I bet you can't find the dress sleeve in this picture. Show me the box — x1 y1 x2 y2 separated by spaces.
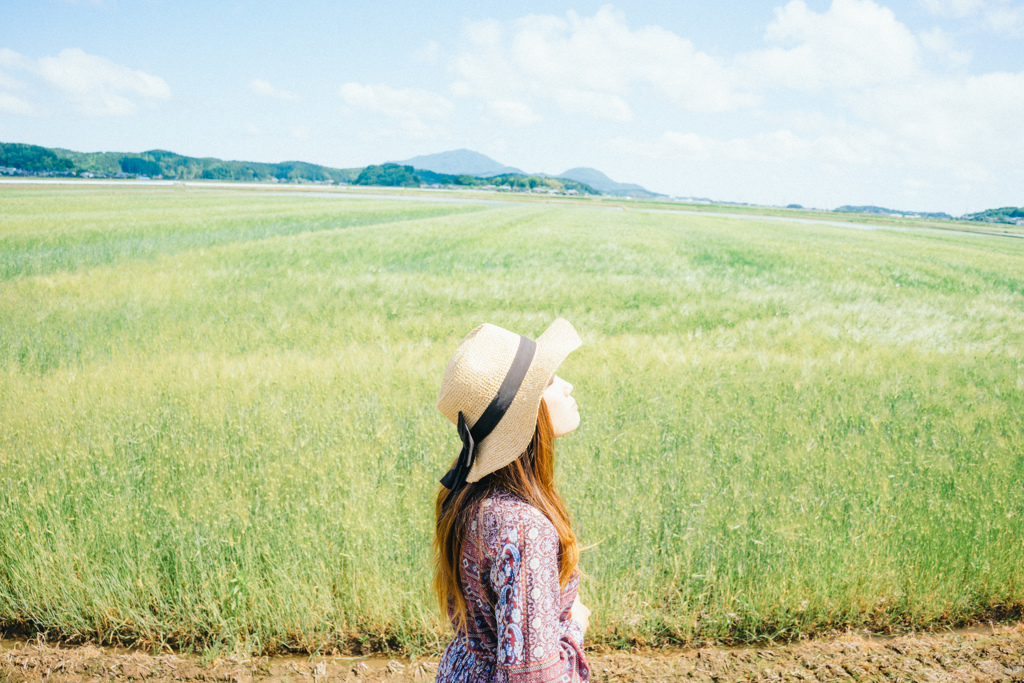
490 511 590 683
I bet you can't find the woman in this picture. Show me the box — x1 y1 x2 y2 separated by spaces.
432 318 591 683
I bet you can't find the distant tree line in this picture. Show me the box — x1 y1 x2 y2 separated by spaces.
353 163 420 187
486 174 595 194
0 142 363 183
828 204 1024 223
834 205 954 220
0 143 75 173
963 206 1024 223
350 163 598 194
4 141 1020 219
1 141 600 194
111 150 359 183
119 157 162 176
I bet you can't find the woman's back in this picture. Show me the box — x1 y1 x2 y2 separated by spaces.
435 490 588 683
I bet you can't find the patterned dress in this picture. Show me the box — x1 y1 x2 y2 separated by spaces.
435 490 590 683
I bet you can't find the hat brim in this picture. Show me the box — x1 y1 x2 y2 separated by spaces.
464 318 581 483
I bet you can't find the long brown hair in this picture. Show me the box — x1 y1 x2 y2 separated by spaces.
432 399 579 633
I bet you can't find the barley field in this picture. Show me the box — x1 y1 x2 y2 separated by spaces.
1 185 1022 656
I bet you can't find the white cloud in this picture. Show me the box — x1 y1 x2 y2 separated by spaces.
450 6 755 123
36 48 170 116
918 27 971 69
903 178 935 190
690 0 1024 202
1 47 169 117
0 48 34 71
339 82 453 120
290 125 310 139
622 60 1024 176
738 0 921 91
484 100 543 127
614 126 892 166
850 70 1024 166
438 2 1021 211
983 2 1024 35
919 0 1024 35
553 89 633 122
0 69 25 90
918 0 987 16
339 82 453 139
0 49 33 101
0 91 43 116
243 122 259 135
414 40 440 63
612 51 1024 208
490 138 510 155
250 79 298 100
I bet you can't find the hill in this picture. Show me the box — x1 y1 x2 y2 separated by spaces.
834 205 954 220
1 142 361 183
352 163 598 195
962 206 1024 224
397 151 661 197
396 148 523 177
5 140 1015 219
0 142 76 174
62 148 362 183
0 142 598 196
557 166 661 198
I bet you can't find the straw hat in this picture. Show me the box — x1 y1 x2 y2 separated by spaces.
437 318 581 484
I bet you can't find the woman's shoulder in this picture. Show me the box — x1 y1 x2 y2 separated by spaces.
479 490 557 544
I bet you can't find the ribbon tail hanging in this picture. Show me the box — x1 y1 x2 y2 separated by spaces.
440 411 475 493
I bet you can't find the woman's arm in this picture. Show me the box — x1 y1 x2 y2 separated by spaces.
490 513 590 682
570 594 591 636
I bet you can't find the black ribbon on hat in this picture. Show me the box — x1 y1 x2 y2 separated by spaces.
440 335 537 512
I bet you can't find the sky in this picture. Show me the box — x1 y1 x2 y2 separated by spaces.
1 0 1022 214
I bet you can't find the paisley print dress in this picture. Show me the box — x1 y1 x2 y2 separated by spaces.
435 491 590 683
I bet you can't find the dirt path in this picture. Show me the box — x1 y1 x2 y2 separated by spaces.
3 624 1022 682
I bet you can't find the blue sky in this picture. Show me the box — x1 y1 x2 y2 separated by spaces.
1 0 1022 214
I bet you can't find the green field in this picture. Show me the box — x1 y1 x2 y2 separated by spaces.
1 185 1022 656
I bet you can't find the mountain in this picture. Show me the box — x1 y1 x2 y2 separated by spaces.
396 149 523 177
397 150 660 196
557 167 661 198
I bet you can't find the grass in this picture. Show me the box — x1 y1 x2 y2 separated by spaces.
0 185 1022 655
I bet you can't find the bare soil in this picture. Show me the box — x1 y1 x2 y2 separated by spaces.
2 624 1022 683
